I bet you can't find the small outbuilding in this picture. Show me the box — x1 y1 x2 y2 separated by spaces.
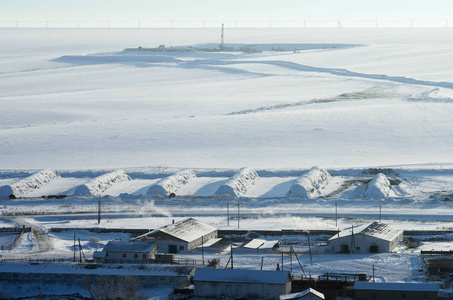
134 218 218 253
354 282 439 300
328 222 403 253
280 288 325 300
193 268 291 299
94 241 157 264
242 239 280 253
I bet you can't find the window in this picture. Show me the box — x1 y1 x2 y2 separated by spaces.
143 254 147 259
134 254 138 258
180 246 184 250
122 253 127 258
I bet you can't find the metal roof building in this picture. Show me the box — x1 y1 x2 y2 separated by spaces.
194 268 291 299
354 282 439 300
328 222 403 253
134 218 218 253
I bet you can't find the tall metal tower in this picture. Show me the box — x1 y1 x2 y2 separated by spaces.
220 23 224 49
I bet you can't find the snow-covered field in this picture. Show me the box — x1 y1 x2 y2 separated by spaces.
2 28 453 298
2 28 453 170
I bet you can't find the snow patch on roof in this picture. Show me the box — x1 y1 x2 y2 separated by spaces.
280 288 325 300
0 169 60 198
103 241 156 253
214 167 258 197
329 222 402 241
73 170 131 196
288 166 330 198
142 218 217 243
147 169 196 197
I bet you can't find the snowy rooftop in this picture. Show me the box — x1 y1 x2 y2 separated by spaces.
147 218 217 243
354 282 439 292
280 288 325 300
103 241 156 253
329 222 402 242
243 239 279 250
194 268 290 284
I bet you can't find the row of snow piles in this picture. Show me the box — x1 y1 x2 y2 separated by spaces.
364 173 391 199
288 166 330 198
147 169 196 197
214 167 258 197
73 170 131 196
0 169 60 198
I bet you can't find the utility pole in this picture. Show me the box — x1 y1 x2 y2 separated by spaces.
335 202 338 227
290 246 293 273
73 232 76 262
227 200 229 226
281 252 284 271
231 244 233 269
220 23 224 49
201 235 204 265
379 205 382 223
307 233 313 265
372 264 376 282
237 201 240 229
260 257 264 270
98 195 101 224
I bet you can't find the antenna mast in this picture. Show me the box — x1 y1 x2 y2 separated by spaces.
220 23 224 49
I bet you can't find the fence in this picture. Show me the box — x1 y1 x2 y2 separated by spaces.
0 19 452 29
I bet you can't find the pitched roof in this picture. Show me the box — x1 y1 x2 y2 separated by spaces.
152 218 217 243
103 241 156 253
354 282 439 292
243 239 279 250
329 222 402 242
194 268 290 285
280 288 325 300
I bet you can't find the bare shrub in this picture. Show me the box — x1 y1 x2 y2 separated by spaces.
83 275 146 300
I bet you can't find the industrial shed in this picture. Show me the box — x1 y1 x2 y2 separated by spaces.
134 218 218 253
94 241 157 263
354 282 439 300
328 222 403 253
193 268 291 299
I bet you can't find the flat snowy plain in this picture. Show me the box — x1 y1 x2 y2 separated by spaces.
2 28 453 298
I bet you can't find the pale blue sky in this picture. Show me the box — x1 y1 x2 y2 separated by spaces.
1 0 452 21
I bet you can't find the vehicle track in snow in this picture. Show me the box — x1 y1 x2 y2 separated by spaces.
1 216 52 252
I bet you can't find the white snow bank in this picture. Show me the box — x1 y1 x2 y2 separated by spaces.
365 173 390 199
214 168 258 197
0 169 60 198
288 166 330 198
147 170 196 197
73 170 130 196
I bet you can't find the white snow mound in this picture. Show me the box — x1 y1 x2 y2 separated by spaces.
0 169 61 198
288 166 330 198
214 167 259 197
73 170 131 196
365 173 391 199
147 169 196 197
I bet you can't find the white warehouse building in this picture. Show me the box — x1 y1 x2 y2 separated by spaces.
328 222 403 253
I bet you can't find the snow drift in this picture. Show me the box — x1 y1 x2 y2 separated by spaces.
73 170 131 196
288 166 330 198
147 169 196 197
214 168 258 197
0 169 61 198
365 173 391 199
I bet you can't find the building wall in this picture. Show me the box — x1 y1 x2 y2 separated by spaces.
0 272 189 288
150 230 218 253
105 247 156 263
355 289 438 300
194 281 290 299
329 233 402 253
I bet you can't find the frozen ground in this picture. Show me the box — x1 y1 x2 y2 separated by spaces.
2 28 453 169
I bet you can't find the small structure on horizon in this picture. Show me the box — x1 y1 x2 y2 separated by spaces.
132 218 218 253
328 222 403 253
93 241 157 264
193 268 291 299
